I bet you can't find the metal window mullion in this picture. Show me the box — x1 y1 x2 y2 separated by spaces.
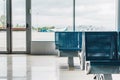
73 0 75 31
7 0 12 53
26 0 31 54
118 0 120 53
118 0 120 31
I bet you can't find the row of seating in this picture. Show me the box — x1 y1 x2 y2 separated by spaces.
55 32 120 80
55 32 120 69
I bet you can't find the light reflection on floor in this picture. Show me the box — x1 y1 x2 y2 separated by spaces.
0 55 119 80
0 55 58 80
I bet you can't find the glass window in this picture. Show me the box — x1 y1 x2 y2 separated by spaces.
12 0 26 51
76 0 116 31
31 0 73 41
0 0 7 51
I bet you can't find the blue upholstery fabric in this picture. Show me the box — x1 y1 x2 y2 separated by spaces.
55 32 82 51
85 32 117 60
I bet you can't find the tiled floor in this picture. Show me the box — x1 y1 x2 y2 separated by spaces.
0 54 119 80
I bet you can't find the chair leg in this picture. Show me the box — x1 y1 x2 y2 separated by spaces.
93 74 112 80
85 61 91 74
79 52 85 70
68 57 74 68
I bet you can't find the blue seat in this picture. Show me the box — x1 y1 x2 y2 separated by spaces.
55 32 82 52
55 32 82 67
85 32 119 65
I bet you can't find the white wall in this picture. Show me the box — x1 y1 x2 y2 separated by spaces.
31 41 58 55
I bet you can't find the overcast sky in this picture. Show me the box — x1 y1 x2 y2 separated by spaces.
0 0 117 30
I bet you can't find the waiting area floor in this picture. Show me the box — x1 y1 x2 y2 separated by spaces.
0 54 119 80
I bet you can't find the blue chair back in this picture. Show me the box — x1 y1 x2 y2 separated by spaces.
55 32 82 51
85 32 118 60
